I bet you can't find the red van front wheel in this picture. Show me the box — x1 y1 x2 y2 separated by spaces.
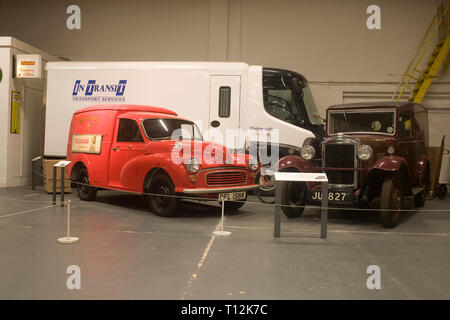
147 174 179 217
75 167 97 201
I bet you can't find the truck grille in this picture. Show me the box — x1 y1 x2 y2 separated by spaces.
206 171 247 186
324 143 356 185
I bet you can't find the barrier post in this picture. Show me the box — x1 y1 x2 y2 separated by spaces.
52 166 57 205
57 200 79 244
213 197 231 237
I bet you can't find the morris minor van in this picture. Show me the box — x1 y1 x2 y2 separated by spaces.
66 105 258 216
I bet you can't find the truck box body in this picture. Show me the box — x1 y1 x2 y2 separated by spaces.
44 62 316 158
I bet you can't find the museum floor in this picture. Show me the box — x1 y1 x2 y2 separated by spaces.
1 186 449 299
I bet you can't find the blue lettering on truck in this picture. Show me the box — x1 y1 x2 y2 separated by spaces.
72 80 127 102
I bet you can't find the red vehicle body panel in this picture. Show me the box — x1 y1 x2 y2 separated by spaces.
66 104 257 196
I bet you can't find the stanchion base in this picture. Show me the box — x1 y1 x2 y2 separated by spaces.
57 236 79 244
213 230 231 236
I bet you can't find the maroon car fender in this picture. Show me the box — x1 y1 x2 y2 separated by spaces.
371 155 407 172
415 155 430 187
276 155 312 173
362 156 411 199
276 155 317 188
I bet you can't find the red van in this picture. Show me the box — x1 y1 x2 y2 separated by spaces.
66 105 258 216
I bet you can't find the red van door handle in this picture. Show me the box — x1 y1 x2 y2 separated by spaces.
112 147 120 151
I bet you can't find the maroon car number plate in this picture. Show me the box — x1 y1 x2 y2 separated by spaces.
308 191 354 202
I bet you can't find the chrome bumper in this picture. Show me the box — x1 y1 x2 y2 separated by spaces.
182 184 258 194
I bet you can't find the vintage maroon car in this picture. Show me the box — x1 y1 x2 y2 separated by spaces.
277 102 430 228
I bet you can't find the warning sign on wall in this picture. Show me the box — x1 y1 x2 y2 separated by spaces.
10 91 21 134
15 54 42 78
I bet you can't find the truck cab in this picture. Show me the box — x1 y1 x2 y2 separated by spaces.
66 104 258 217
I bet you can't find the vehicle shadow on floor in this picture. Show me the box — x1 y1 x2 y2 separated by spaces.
93 191 231 218
292 206 419 228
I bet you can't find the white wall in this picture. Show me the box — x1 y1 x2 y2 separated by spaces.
0 48 10 187
0 38 58 187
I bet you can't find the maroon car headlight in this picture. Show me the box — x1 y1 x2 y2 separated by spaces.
387 146 395 155
357 145 373 161
186 158 200 173
301 145 316 160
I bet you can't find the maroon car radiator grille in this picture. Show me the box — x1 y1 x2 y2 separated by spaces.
206 171 247 186
324 143 356 185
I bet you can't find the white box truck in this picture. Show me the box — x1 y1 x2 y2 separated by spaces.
44 62 324 162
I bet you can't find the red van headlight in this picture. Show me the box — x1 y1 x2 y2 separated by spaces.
186 158 200 173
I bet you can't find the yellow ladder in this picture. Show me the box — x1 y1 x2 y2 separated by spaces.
393 2 450 104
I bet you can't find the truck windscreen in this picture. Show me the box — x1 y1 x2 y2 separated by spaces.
263 74 322 127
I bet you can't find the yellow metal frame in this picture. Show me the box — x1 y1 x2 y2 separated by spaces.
392 2 450 103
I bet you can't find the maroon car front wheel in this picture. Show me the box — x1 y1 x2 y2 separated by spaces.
380 175 402 228
281 181 306 218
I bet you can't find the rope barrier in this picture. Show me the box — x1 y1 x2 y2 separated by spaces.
25 169 450 213
0 201 66 219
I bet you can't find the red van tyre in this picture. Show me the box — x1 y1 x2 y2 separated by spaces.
147 174 179 217
380 175 402 228
76 167 97 201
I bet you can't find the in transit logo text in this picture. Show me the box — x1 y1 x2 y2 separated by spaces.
72 80 127 102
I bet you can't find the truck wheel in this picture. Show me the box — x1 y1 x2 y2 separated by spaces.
281 181 306 218
380 175 402 228
75 167 97 201
147 174 179 217
222 200 246 213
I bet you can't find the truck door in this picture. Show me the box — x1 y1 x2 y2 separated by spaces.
109 117 145 191
209 76 241 149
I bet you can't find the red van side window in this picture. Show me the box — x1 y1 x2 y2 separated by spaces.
117 119 144 142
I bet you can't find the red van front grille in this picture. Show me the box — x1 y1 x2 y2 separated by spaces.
205 171 247 186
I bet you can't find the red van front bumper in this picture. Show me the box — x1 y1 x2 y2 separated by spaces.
178 184 258 194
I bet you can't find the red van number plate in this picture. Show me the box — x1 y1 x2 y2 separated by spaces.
218 191 246 202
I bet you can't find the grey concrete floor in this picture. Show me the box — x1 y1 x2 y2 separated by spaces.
0 185 449 299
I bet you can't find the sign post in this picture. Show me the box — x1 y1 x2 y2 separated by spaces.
274 172 329 239
53 161 71 206
31 156 42 191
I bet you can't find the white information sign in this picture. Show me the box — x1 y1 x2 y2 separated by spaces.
274 172 328 182
54 160 71 168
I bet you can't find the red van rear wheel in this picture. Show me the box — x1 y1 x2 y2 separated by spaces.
147 174 179 217
75 167 97 201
